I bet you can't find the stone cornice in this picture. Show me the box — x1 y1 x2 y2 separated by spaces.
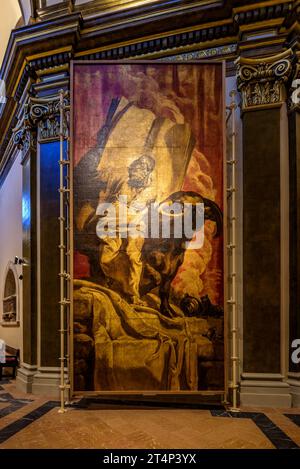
236 49 294 111
234 1 292 26
1 1 294 85
34 0 225 23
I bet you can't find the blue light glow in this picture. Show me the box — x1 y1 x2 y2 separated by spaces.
22 194 31 229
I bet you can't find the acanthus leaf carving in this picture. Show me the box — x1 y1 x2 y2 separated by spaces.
12 92 69 149
236 50 293 111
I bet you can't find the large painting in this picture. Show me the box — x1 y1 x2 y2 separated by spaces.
71 62 225 393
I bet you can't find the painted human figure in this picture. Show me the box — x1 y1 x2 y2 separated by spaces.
96 154 156 305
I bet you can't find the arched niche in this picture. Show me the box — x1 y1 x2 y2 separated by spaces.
1 262 20 326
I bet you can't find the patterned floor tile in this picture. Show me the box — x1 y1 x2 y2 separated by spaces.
0 381 299 449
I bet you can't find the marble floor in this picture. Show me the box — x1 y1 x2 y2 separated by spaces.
0 379 300 449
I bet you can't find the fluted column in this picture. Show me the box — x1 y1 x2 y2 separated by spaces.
236 50 292 407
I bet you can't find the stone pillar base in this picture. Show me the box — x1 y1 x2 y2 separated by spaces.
288 375 300 408
16 365 64 399
240 374 292 407
16 363 37 394
31 367 61 398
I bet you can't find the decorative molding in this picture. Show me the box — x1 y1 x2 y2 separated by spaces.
20 362 38 370
159 44 237 62
32 0 294 29
80 24 237 62
236 49 294 111
241 373 286 380
234 2 292 27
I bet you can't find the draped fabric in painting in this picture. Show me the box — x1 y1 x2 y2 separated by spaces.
72 62 225 393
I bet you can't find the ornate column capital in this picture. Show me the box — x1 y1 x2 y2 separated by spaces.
13 101 36 153
13 93 69 149
236 49 294 112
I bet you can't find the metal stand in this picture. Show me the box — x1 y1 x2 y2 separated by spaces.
226 91 240 412
58 90 71 413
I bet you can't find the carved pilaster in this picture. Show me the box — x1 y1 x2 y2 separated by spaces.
237 49 292 407
236 49 293 112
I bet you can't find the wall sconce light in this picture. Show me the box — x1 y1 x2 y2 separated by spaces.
14 256 29 266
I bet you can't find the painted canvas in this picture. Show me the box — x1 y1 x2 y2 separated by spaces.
72 62 225 392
